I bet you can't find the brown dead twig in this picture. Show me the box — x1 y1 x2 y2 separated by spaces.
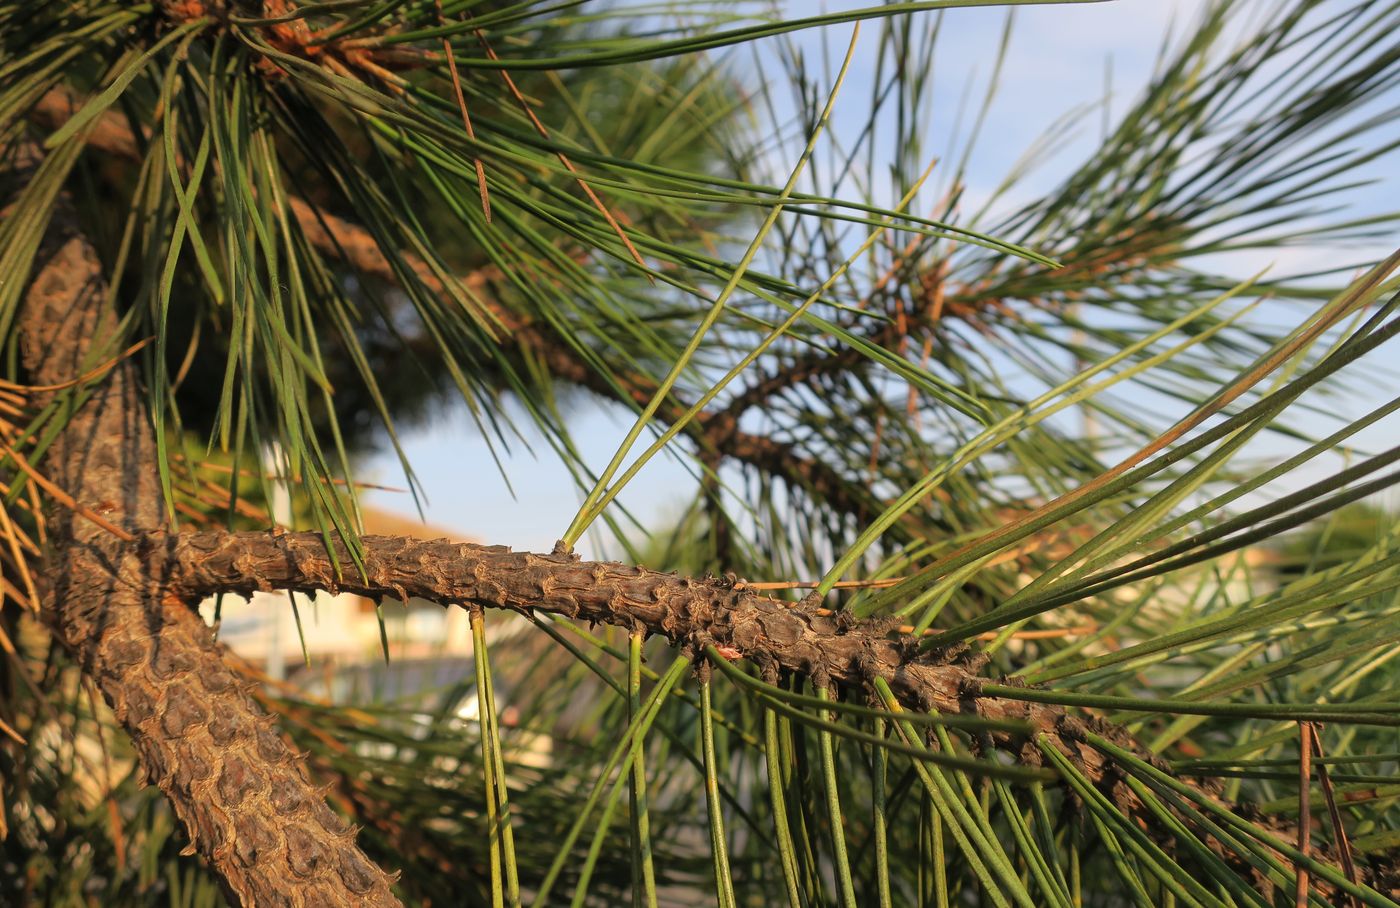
1309 727 1364 908
162 0 436 87
1297 721 1315 908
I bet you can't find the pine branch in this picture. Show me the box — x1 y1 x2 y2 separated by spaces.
149 531 1106 760
144 528 1399 901
713 251 944 426
29 88 885 529
713 340 869 426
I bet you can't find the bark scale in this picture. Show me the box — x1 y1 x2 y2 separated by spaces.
13 151 400 906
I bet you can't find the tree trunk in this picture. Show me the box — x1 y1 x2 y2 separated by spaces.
13 146 400 907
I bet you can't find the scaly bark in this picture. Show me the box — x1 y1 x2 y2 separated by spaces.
144 530 1397 900
152 531 1120 769
14 150 400 906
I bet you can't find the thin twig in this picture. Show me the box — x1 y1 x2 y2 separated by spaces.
0 498 40 608
1311 728 1363 908
0 338 151 394
434 0 491 221
176 455 408 492
470 23 649 275
1297 720 1314 908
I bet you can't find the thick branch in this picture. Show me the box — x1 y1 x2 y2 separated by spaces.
153 532 1114 768
148 529 1400 900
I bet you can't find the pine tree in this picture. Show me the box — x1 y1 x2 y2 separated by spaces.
3 1 1400 905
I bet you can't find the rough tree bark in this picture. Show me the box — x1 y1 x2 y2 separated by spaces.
12 145 401 906
145 530 1397 901
149 532 1128 770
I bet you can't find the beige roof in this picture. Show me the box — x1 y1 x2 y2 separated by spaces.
359 503 474 543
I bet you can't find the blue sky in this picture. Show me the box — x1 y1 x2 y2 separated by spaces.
357 0 1399 555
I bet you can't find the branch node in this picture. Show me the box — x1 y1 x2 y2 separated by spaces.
956 675 985 700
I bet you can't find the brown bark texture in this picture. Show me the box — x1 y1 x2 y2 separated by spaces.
13 156 401 906
154 532 1118 766
147 530 1397 900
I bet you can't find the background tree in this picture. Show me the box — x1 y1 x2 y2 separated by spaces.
3 0 1400 905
